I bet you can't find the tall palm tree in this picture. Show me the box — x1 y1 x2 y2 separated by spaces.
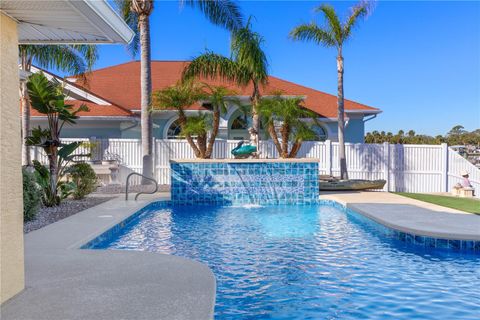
115 0 243 179
19 45 97 166
290 2 371 179
182 19 268 149
258 94 318 158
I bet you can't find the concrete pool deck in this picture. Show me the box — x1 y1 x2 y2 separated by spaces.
320 191 480 241
1 194 216 320
3 191 479 319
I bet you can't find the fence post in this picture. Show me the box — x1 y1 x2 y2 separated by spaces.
383 142 390 191
441 143 449 192
152 137 157 181
325 140 332 176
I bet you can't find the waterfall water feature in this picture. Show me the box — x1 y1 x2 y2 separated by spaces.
170 159 319 206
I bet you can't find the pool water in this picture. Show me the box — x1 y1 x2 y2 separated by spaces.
91 204 480 319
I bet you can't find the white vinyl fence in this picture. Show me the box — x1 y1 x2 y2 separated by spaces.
31 139 480 197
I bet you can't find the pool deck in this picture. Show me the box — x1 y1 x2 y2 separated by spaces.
320 191 480 241
1 194 216 320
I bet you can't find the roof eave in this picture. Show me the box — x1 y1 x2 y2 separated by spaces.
1 0 134 45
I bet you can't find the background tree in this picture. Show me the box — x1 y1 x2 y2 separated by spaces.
290 1 371 179
182 19 268 149
115 0 243 179
19 45 97 166
365 126 480 146
258 94 318 158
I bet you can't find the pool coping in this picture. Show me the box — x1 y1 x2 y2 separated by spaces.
321 192 480 242
1 194 217 320
171 158 319 163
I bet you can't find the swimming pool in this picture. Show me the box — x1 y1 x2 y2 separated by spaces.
87 202 480 319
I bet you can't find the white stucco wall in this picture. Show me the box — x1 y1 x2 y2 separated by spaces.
1 13 25 303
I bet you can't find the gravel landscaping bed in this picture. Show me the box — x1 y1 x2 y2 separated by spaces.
24 196 116 234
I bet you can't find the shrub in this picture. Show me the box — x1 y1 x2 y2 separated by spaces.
67 163 98 200
23 168 41 221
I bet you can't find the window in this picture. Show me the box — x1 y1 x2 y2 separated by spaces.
231 116 248 130
313 125 328 141
166 119 182 139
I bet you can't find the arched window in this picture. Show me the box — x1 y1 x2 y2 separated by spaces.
312 125 328 141
166 119 182 139
230 115 248 130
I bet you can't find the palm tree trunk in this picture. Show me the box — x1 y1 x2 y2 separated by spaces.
337 48 348 180
288 140 302 158
251 81 260 147
197 134 207 158
268 123 282 156
47 149 58 206
178 112 202 158
139 13 153 182
205 108 220 158
280 123 290 158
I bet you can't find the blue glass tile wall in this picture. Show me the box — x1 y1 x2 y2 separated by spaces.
170 161 320 205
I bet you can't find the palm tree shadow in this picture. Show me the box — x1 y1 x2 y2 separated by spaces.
354 143 395 191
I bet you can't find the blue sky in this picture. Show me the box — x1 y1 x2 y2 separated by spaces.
88 0 479 136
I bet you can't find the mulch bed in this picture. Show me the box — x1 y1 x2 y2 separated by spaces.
24 196 116 234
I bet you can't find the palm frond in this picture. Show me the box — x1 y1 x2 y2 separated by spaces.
19 45 98 77
113 0 140 56
182 51 251 86
181 113 211 136
343 1 369 40
289 23 336 47
315 4 343 43
70 45 98 70
231 22 269 85
182 0 243 31
152 81 206 111
203 84 237 114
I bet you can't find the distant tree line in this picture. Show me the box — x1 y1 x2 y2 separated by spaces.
365 126 480 146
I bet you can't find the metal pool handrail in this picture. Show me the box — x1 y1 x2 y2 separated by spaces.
125 173 158 201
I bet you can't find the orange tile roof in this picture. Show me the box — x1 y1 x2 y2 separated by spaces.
30 100 133 117
72 61 379 118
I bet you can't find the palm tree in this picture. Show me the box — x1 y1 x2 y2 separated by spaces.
152 81 207 158
19 45 97 166
182 18 268 150
290 2 371 179
202 84 239 158
258 94 318 158
115 0 242 179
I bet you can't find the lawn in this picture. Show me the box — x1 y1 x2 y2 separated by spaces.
395 193 480 214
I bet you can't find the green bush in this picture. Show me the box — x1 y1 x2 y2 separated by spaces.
67 163 98 200
23 168 41 221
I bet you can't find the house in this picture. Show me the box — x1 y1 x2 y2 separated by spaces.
30 61 380 143
0 0 133 303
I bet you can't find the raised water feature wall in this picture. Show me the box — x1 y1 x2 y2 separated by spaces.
170 159 319 205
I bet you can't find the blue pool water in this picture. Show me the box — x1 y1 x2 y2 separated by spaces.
90 203 480 319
